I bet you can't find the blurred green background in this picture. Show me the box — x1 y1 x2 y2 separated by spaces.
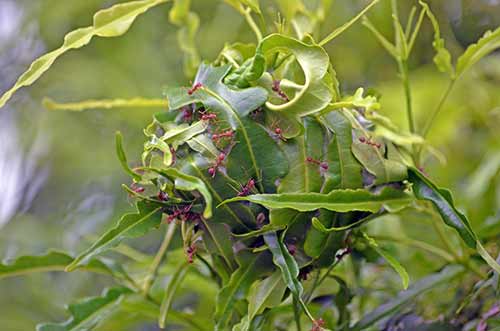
0 0 499 330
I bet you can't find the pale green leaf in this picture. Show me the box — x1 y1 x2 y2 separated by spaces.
0 0 168 109
456 26 500 77
66 201 163 271
159 263 190 329
36 287 132 331
221 187 413 213
43 97 167 111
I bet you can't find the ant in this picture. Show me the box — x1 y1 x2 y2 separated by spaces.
166 204 193 223
237 178 256 197
272 80 289 102
130 183 145 193
311 318 325 331
212 129 234 142
186 244 196 264
187 82 203 95
358 136 381 149
208 152 226 178
306 156 329 173
157 191 169 201
201 113 217 121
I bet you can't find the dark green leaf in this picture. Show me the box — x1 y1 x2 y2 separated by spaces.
408 167 500 274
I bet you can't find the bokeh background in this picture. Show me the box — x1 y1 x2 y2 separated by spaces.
0 0 499 330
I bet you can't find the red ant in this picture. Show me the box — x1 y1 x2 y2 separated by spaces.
178 106 193 121
201 113 217 121
273 127 287 142
237 178 256 197
187 82 203 95
157 191 169 201
306 156 329 172
186 244 196 264
170 146 177 165
256 212 266 226
131 183 145 193
311 318 325 331
212 129 234 142
272 80 289 102
166 204 193 223
358 136 381 149
208 152 226 178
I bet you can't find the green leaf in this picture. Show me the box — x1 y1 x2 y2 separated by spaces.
225 48 266 88
116 132 142 181
408 167 500 274
247 271 287 317
169 0 200 77
233 271 287 330
167 64 287 192
221 186 412 213
66 201 163 271
363 232 409 289
214 252 271 331
278 117 324 194
0 251 125 280
161 121 209 148
43 97 167 111
263 232 303 298
146 167 213 218
351 265 464 331
159 263 190 329
260 34 333 117
456 26 500 77
319 0 380 46
351 130 407 185
419 1 454 76
322 111 363 191
0 0 168 109
36 287 132 331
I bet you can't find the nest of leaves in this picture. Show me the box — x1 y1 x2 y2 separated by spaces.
63 34 498 330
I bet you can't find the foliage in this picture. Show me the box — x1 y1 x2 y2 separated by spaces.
1 0 500 331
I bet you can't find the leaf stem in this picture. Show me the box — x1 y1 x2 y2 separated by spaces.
142 222 177 295
243 7 262 41
318 0 380 46
421 79 456 138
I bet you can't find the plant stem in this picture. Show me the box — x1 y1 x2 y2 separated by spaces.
398 59 415 134
142 222 177 295
421 79 456 138
243 7 262 41
293 297 302 331
371 235 454 262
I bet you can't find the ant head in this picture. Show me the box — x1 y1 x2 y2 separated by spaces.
274 127 282 134
218 153 226 161
208 167 216 177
